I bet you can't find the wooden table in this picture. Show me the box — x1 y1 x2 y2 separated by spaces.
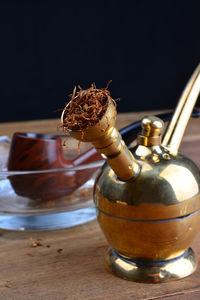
1 112 200 300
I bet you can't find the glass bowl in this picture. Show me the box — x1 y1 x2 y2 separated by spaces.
0 135 104 230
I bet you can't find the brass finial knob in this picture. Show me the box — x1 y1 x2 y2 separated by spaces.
142 116 164 137
138 116 164 146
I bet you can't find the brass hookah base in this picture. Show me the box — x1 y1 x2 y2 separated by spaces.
106 247 196 283
95 143 200 283
61 64 200 284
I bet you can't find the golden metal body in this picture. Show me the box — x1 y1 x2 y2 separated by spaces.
95 144 200 282
61 64 200 283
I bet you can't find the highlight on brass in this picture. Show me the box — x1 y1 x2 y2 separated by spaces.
61 64 200 283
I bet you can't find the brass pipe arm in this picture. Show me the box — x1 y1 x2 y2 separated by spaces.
162 63 200 154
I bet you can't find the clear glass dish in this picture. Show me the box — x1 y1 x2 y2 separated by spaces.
0 135 104 231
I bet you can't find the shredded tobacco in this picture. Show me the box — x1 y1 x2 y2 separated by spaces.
29 237 43 247
57 248 63 253
61 81 116 132
4 281 13 288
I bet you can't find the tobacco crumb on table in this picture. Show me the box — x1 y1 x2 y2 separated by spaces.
29 237 43 247
28 238 52 249
26 253 34 257
4 281 13 288
57 248 63 253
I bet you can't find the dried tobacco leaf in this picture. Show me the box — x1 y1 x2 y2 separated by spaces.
61 81 116 132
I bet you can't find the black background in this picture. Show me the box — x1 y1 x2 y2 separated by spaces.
0 1 200 122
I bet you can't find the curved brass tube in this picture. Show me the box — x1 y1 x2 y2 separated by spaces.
162 63 200 154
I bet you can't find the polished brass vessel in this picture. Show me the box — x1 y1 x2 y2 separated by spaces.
61 64 200 283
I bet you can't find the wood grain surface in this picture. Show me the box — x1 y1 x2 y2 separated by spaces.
0 112 200 300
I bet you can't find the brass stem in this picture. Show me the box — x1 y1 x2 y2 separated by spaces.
162 64 200 154
61 99 140 181
95 128 140 181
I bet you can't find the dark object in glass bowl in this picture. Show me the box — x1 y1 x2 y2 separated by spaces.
7 132 101 201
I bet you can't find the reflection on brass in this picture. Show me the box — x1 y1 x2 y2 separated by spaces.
106 247 197 283
61 64 200 283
